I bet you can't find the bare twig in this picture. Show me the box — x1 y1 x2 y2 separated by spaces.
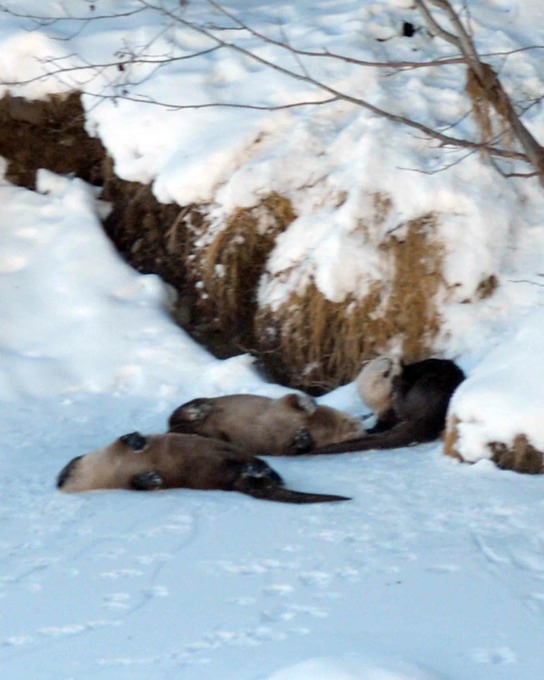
1 0 542 181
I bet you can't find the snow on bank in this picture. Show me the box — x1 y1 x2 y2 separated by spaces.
0 168 280 404
449 306 544 461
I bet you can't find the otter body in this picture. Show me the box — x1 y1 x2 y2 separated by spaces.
168 393 366 456
57 431 349 504
315 358 465 454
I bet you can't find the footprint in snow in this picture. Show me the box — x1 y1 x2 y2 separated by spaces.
472 646 517 664
99 568 144 579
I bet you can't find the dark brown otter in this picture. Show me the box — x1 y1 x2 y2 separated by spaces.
168 393 367 456
314 358 466 454
57 431 350 504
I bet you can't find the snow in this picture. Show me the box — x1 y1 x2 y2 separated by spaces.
1 0 544 678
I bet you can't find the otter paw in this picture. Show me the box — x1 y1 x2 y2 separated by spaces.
120 432 148 451
288 427 314 454
130 470 164 491
241 460 283 485
178 399 214 421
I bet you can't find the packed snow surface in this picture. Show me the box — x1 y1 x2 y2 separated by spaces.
1 1 544 679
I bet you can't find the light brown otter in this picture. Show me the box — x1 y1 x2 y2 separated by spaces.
57 431 350 504
355 357 402 433
168 393 367 456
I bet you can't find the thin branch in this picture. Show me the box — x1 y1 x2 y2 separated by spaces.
0 4 147 22
415 0 544 183
0 46 222 87
85 91 341 111
134 1 529 163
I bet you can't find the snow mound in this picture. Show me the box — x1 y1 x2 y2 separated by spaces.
266 655 446 680
0 169 271 403
447 307 544 466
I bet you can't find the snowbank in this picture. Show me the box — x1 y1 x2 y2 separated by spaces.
266 655 445 680
446 307 544 468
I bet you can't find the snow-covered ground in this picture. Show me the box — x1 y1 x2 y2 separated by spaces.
2 1 544 678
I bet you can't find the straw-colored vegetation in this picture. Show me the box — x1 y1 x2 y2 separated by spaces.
445 417 544 474
466 63 512 149
255 210 446 392
187 193 297 345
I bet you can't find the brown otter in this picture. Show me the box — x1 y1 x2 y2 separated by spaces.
57 431 350 504
314 358 466 454
168 393 367 456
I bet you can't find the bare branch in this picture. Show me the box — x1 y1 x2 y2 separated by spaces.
0 4 147 22
2 0 542 181
415 0 544 184
85 92 341 111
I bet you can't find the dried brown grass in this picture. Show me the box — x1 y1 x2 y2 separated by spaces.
489 435 544 474
466 63 512 149
187 193 296 342
443 416 462 460
445 419 544 474
255 212 445 392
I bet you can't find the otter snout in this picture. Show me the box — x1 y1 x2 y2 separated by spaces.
57 455 83 489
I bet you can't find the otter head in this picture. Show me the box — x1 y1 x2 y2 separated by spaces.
355 357 401 415
57 432 164 492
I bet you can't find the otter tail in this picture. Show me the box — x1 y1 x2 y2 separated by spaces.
241 483 350 504
311 420 434 455
233 458 349 503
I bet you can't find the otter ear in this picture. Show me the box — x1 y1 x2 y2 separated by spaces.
120 432 148 451
280 393 317 415
175 398 214 422
130 470 164 491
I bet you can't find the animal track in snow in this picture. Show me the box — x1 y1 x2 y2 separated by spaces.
212 557 300 575
472 646 517 664
298 570 332 588
99 568 144 580
101 592 131 610
262 584 295 597
38 619 121 638
2 635 33 647
0 254 26 273
261 603 329 624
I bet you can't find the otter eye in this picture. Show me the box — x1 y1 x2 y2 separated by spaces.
382 369 391 378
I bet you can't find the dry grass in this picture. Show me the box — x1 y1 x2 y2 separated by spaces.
443 416 462 460
489 435 544 474
466 63 512 149
255 212 446 392
445 419 544 474
187 193 296 342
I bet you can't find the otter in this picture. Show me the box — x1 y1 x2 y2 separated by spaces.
57 431 350 504
314 358 465 454
355 356 402 433
168 393 367 456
